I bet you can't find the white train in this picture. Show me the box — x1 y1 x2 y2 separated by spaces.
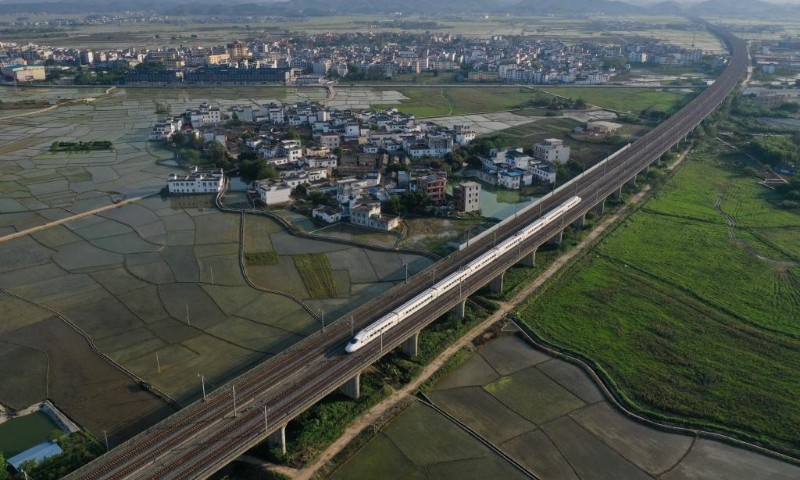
345 196 582 353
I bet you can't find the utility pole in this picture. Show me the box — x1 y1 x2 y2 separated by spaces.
199 374 206 401
349 316 354 337
232 385 237 418
466 229 471 249
320 309 325 332
380 330 383 352
156 352 161 374
103 430 109 451
185 304 190 326
263 406 270 432
210 266 214 285
402 262 408 283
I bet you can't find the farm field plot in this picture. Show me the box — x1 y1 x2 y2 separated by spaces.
1 83 424 441
518 149 800 454
0 196 327 438
329 401 529 480
244 215 432 318
334 333 800 480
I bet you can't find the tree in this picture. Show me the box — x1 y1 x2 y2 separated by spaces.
382 195 403 215
239 159 278 183
293 183 308 198
210 141 227 160
332 147 343 159
0 453 10 480
179 149 200 164
171 130 185 146
574 98 587 109
237 149 259 162
401 190 430 214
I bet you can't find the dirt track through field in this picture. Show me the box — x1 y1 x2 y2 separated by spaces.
0 192 157 245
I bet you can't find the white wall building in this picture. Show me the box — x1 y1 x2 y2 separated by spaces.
167 168 224 194
532 138 570 164
257 182 292 205
350 203 400 231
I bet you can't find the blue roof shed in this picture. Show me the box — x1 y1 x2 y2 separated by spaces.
7 440 63 471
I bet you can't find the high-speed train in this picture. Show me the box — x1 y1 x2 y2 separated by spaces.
345 196 581 353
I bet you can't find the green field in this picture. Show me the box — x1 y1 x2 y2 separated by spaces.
390 86 692 118
517 145 800 454
294 253 338 299
0 411 60 457
544 87 694 114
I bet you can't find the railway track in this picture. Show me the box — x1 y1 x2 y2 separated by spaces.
65 23 747 480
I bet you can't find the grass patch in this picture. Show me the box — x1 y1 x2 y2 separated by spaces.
293 253 338 299
390 86 692 117
516 143 800 455
244 251 279 266
545 87 693 114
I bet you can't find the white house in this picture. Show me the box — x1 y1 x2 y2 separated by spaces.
257 182 292 205
315 132 340 148
167 168 224 194
312 206 341 223
498 170 523 190
530 161 556 183
453 125 476 146
150 117 183 140
279 140 303 162
532 138 570 164
305 156 338 169
350 203 400 231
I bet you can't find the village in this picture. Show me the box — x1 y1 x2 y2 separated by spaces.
156 98 624 232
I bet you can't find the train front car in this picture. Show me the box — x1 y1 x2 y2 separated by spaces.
345 331 367 353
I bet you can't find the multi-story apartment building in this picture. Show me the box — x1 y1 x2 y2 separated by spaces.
454 181 481 213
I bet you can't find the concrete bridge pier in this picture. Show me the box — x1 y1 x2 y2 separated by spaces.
267 425 287 455
613 186 623 200
401 332 419 357
342 372 361 400
451 300 466 319
572 214 586 229
517 250 536 267
489 272 505 293
628 173 637 187
596 199 605 215
548 230 563 245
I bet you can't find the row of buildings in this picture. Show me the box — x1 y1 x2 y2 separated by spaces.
2 29 708 85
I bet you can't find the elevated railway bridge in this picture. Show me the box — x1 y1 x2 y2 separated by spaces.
65 25 748 480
